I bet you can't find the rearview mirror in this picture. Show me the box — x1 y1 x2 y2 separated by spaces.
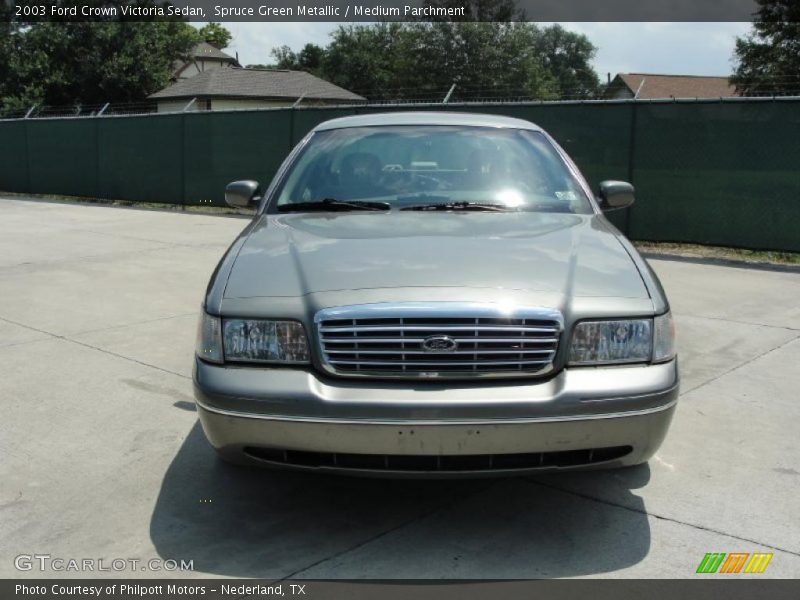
225 180 261 209
598 180 635 211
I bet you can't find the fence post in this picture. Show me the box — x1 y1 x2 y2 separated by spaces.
180 112 187 209
290 94 305 152
624 100 638 237
288 106 295 153
94 115 100 198
23 117 32 194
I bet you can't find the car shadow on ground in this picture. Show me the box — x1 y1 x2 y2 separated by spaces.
150 422 651 578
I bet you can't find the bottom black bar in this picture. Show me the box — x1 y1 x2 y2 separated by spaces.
3 579 799 600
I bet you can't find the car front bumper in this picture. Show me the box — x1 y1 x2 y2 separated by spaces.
193 358 678 476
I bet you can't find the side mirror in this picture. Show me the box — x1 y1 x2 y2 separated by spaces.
225 180 261 209
598 180 635 211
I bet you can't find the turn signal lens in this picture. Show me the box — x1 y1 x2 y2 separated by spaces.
653 312 676 362
196 312 223 364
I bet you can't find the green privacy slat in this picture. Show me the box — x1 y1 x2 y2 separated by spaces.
25 119 98 198
1 100 798 251
97 114 184 204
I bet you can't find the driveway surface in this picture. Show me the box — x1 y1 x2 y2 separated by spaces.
1 198 798 579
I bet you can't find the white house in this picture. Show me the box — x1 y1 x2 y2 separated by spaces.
149 67 365 112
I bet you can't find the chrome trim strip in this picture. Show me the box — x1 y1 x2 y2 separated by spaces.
195 396 677 426
322 337 557 344
319 325 560 333
578 382 680 404
328 359 553 367
325 349 556 355
314 302 565 322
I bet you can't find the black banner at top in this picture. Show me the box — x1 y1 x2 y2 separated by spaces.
5 0 762 22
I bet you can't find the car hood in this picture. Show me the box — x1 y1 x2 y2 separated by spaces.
223 212 648 300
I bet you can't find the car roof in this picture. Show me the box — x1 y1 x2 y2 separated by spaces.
311 111 544 132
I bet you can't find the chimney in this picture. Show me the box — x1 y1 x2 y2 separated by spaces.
607 73 611 84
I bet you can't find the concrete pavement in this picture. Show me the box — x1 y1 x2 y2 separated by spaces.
1 198 798 579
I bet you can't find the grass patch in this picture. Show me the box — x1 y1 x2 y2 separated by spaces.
634 241 800 266
0 191 255 217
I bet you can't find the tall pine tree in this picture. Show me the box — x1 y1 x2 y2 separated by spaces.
731 0 800 95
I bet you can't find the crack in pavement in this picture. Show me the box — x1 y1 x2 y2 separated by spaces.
65 337 190 379
0 242 180 272
234 462 798 589
0 314 190 379
674 312 800 333
1 311 197 338
0 336 56 350
260 480 499 590
523 478 800 557
679 333 800 396
69 311 198 336
0 225 232 273
83 228 235 249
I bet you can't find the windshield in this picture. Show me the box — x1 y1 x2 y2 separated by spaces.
273 125 592 214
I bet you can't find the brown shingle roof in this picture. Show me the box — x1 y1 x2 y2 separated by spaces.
613 73 737 99
191 42 238 63
171 43 240 78
150 68 365 102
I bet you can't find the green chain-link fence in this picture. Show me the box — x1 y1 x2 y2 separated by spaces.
0 98 798 251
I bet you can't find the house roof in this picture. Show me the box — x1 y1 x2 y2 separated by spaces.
612 73 737 99
171 42 240 78
150 68 365 102
191 42 238 63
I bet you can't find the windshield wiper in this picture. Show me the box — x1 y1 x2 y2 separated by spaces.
400 201 515 212
277 198 391 213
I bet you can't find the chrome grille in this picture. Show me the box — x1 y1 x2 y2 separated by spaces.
316 303 562 379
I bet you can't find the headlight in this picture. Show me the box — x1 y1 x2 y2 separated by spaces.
196 312 223 364
568 319 652 365
568 313 676 366
222 319 309 363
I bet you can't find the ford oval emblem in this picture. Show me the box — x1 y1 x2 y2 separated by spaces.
421 335 458 353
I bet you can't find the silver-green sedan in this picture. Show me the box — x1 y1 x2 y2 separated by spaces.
193 112 678 476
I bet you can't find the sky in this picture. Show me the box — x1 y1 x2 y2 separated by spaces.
207 22 752 78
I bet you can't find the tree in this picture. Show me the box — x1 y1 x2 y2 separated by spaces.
271 45 297 69
312 22 595 101
397 22 560 101
531 24 600 99
2 15 198 112
0 1 27 113
197 22 232 49
269 43 325 74
319 24 411 99
731 0 800 95
296 43 326 73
